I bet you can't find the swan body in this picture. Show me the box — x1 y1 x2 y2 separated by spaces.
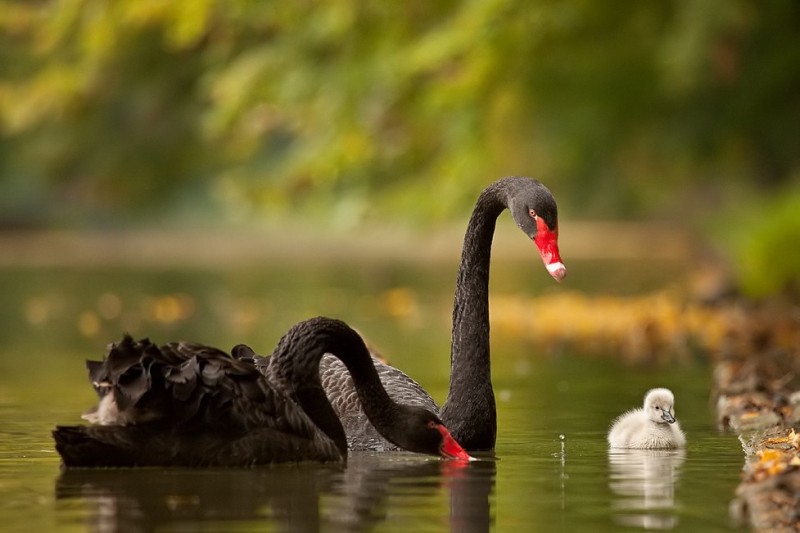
53 317 470 467
608 388 686 449
248 177 565 452
317 355 439 451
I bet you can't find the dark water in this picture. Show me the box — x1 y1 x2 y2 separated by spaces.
0 261 744 531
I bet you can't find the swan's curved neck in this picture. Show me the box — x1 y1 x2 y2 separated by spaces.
336 340 401 438
269 326 350 456
440 184 508 450
269 319 401 456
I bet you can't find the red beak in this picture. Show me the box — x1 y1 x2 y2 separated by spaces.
436 424 474 461
534 217 566 282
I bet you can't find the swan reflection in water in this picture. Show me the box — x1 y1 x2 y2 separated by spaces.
56 454 496 532
608 449 685 530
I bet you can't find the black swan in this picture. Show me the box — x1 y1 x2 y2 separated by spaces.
52 317 471 467
245 177 565 452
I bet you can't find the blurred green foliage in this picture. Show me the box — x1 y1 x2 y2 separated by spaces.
0 0 798 293
733 183 800 297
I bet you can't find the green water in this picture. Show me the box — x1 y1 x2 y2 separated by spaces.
0 261 743 531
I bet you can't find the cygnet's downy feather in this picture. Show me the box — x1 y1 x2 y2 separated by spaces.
608 388 686 449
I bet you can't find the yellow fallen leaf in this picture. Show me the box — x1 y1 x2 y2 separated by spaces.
755 449 788 477
758 449 782 463
765 435 791 445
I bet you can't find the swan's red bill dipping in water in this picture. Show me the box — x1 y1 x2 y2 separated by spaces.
52 317 471 467
434 422 473 461
241 177 566 453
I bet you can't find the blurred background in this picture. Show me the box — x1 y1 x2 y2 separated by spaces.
0 0 799 362
0 4 797 528
1 0 798 295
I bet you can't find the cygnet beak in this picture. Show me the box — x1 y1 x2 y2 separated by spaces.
661 409 676 424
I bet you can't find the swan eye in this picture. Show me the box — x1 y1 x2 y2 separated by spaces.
427 420 437 430
529 209 537 219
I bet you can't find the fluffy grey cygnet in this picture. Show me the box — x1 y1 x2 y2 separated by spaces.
607 388 686 449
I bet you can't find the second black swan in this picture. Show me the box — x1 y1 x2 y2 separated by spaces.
53 317 471 467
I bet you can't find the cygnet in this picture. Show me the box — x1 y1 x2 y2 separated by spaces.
608 388 686 449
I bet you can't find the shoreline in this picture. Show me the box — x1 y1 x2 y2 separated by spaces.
0 221 690 268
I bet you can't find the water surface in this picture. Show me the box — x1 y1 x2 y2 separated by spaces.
0 261 743 531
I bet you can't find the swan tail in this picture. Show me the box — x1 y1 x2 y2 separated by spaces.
52 425 151 467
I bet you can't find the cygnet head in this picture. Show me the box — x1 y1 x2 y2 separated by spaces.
643 388 677 424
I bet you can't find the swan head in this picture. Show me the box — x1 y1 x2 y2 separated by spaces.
508 180 566 282
644 388 677 425
389 407 473 461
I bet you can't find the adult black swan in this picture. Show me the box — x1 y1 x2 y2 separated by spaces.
247 177 565 452
52 317 471 467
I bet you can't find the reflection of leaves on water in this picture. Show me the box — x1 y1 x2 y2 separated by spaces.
491 290 800 364
24 291 198 340
608 449 685 530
